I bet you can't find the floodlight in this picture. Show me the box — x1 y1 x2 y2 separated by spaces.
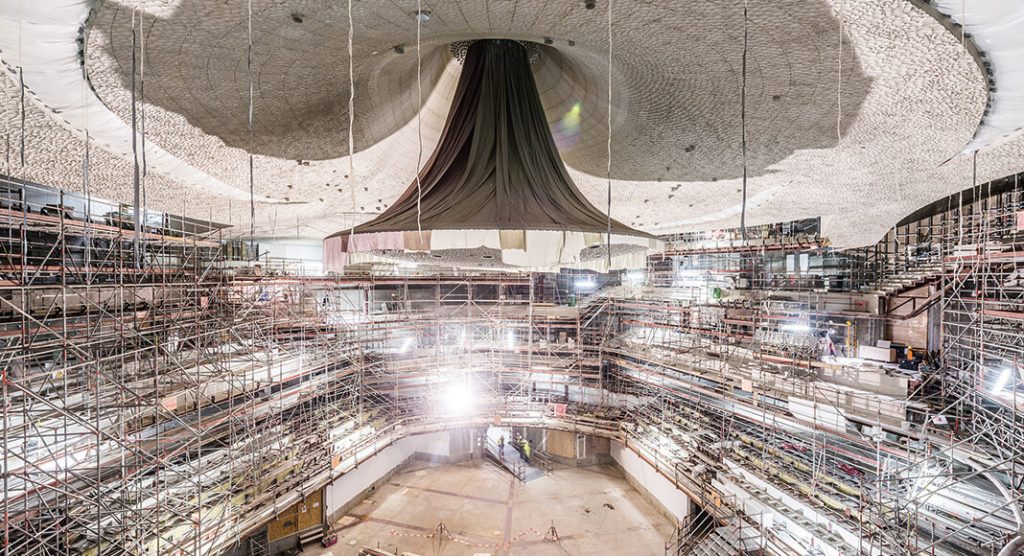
575 277 596 290
781 323 812 333
442 382 475 416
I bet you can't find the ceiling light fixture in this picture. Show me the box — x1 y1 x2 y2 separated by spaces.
416 10 431 22
324 40 660 272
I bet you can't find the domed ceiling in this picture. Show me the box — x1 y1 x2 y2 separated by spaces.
1 0 1023 248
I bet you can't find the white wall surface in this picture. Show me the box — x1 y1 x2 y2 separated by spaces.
325 431 451 516
610 440 690 523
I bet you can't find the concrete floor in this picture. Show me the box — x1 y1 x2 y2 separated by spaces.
303 460 675 556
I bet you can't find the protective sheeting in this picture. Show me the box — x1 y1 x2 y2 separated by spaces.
324 39 657 272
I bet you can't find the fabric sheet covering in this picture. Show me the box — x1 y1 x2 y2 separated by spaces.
325 39 656 271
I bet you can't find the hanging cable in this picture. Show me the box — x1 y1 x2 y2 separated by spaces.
347 0 356 237
953 1 969 255
248 0 256 253
131 8 142 269
140 13 148 211
837 0 844 145
17 1 24 169
82 72 92 279
606 0 613 268
18 69 25 169
961 0 966 45
740 0 748 241
415 0 424 237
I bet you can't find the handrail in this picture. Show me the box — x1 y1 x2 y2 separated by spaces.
483 436 526 483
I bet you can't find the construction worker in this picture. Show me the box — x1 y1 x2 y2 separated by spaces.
498 434 505 459
522 438 532 463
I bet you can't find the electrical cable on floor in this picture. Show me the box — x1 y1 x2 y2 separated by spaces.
740 0 748 242
606 0 613 268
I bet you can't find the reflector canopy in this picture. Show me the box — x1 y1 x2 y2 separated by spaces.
325 39 659 271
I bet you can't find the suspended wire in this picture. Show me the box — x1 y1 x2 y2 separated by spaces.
140 13 148 212
347 0 356 237
957 1 969 247
131 8 142 269
605 0 613 268
415 0 424 237
247 0 256 252
82 59 92 279
961 0 966 45
17 0 24 169
18 69 25 168
837 0 844 145
740 0 748 241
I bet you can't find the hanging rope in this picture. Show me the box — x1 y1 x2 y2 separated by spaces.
347 0 356 237
415 0 424 237
606 0 613 268
740 0 749 241
247 0 256 252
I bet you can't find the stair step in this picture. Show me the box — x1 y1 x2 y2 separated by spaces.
298 526 322 545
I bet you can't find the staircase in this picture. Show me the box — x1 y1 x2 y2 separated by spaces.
666 511 715 556
867 261 944 296
248 530 269 556
484 437 526 483
685 526 743 556
298 525 323 548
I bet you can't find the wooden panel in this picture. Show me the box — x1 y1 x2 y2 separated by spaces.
545 430 576 458
297 489 324 531
266 489 324 542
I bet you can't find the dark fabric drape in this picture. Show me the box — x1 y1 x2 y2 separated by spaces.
328 39 651 239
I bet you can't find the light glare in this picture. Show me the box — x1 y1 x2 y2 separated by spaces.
442 382 475 416
992 368 1013 395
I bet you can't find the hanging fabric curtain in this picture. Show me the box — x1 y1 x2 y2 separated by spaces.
324 39 659 272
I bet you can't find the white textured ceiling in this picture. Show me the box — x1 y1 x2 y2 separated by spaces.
1 0 1023 248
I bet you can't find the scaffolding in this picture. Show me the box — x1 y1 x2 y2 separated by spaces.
3 174 1024 556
